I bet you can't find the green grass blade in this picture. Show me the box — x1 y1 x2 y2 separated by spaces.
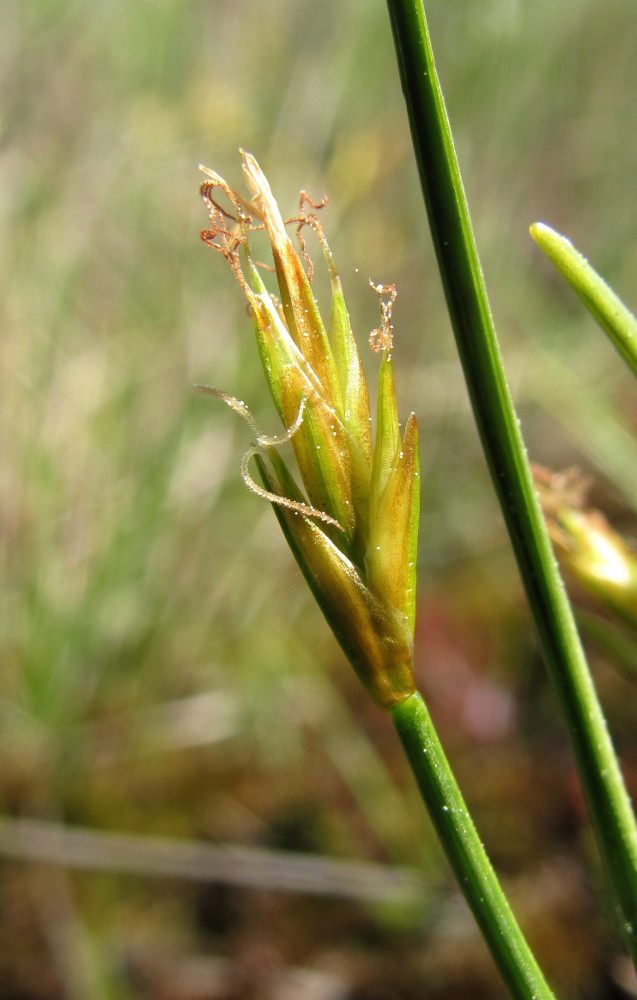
531 222 637 377
386 0 637 970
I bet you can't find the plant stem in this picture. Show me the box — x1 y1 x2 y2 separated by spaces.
392 692 555 1000
531 222 637 378
386 0 637 967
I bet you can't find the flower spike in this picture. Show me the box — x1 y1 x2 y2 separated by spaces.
199 153 420 709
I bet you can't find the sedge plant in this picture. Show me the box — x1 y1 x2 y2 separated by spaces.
385 0 637 982
198 152 555 1000
198 5 637 998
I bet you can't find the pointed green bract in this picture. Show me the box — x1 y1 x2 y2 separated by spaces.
371 354 401 500
368 407 419 632
404 416 420 633
327 270 373 561
328 271 373 460
278 365 356 542
531 222 637 378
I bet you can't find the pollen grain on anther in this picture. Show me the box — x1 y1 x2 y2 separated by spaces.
368 281 397 353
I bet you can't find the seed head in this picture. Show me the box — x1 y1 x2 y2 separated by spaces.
199 152 420 709
535 465 637 630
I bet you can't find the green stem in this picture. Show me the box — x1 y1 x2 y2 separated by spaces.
531 222 637 378
392 692 555 1000
386 0 637 967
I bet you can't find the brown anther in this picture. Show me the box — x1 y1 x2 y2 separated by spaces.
298 190 328 215
280 189 329 283
368 281 397 353
199 171 270 296
295 221 315 282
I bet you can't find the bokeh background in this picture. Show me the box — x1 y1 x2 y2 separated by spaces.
2 1 637 997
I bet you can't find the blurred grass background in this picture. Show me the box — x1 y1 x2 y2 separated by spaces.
1 0 637 997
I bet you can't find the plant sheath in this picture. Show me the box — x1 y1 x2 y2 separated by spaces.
386 0 637 968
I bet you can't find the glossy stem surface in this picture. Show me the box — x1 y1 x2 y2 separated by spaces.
392 693 555 1000
386 0 637 965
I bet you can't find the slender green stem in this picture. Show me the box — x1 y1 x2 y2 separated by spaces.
392 692 555 1000
531 222 637 378
386 0 637 966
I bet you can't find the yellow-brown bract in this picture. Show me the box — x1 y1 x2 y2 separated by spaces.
199 152 420 710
